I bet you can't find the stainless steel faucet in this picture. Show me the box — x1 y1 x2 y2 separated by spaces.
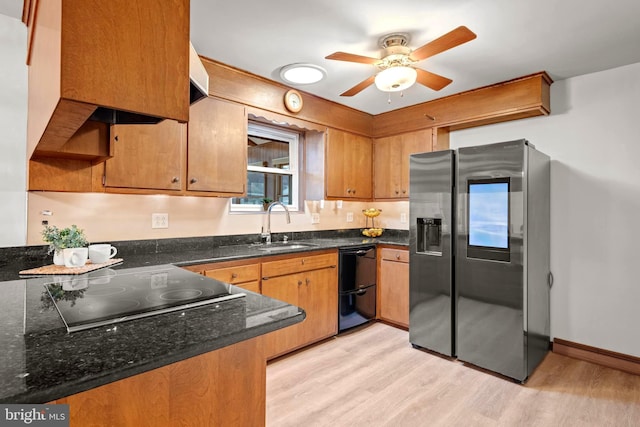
261 201 291 244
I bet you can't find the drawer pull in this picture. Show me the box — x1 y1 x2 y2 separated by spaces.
301 259 305 265
396 254 401 260
231 273 238 279
298 280 303 286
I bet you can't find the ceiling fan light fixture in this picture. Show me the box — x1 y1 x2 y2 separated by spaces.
280 63 327 85
374 66 417 92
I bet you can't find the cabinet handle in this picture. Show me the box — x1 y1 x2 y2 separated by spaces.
352 189 356 194
114 135 119 142
395 190 399 194
171 177 179 183
305 278 310 286
396 254 401 260
297 280 303 286
346 188 351 194
231 273 238 279
402 189 407 194
190 178 198 184
301 259 305 265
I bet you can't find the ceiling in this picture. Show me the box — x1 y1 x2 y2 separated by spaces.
2 0 640 115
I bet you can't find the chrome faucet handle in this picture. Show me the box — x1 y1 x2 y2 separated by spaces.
283 235 289 243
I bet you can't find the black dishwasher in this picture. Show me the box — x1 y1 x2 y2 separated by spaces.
338 245 376 332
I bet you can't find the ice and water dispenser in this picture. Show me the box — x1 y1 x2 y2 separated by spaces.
416 217 443 255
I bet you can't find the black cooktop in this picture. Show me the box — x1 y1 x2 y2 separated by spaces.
44 264 245 332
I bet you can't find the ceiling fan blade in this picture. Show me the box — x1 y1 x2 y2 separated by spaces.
326 52 379 65
340 75 376 96
410 26 477 62
415 68 453 91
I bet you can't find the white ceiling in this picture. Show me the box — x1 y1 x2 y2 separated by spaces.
3 0 640 115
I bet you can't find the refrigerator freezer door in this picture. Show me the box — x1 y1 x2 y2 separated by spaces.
409 150 456 356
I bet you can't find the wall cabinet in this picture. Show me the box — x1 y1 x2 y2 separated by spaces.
374 129 433 199
100 97 246 195
378 247 409 328
104 120 186 191
261 251 338 359
187 97 247 195
325 128 372 199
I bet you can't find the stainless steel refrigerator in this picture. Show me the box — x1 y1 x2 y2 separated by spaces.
409 139 551 382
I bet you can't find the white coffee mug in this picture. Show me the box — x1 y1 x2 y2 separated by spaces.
63 247 89 268
89 244 118 264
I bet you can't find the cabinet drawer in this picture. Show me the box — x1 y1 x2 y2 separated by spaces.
380 248 409 263
262 252 338 278
233 280 261 294
204 263 260 284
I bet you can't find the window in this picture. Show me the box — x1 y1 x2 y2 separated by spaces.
231 122 300 212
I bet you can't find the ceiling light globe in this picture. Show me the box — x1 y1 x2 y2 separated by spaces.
374 66 417 92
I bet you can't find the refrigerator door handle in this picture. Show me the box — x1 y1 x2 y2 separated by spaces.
548 272 554 288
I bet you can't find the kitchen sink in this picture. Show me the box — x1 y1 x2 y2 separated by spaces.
252 242 319 251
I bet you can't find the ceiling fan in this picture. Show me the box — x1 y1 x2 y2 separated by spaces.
325 26 476 97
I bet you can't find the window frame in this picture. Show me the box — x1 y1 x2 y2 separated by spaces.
230 121 300 213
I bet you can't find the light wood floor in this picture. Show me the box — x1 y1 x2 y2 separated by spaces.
266 322 640 426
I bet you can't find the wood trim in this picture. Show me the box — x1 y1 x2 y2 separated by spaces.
373 71 552 137
553 338 640 376
200 57 373 137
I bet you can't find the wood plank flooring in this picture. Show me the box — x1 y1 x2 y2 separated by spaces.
266 322 640 426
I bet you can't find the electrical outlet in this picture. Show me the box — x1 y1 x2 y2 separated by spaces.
346 212 353 222
336 200 343 209
311 213 320 224
151 213 169 229
400 213 407 223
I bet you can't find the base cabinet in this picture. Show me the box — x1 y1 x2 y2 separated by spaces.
261 252 338 359
51 337 265 427
379 247 410 328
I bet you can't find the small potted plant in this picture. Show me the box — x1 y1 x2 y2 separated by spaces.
262 198 273 211
42 224 88 265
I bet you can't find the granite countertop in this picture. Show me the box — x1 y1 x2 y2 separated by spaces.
0 229 408 404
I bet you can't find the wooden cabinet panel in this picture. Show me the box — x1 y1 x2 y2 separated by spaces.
204 263 260 285
261 252 338 278
54 337 265 427
262 265 338 359
325 128 372 199
234 281 261 294
373 72 552 137
374 129 432 199
379 248 409 328
187 97 247 194
104 120 185 190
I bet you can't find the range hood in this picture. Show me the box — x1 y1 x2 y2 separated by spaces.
90 43 210 125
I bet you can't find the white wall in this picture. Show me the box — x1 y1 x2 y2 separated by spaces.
0 15 27 247
450 62 640 357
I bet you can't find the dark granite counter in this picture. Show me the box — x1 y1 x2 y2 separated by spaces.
0 229 408 404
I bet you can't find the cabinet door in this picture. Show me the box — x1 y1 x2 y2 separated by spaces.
399 129 432 196
374 135 402 199
187 97 247 194
105 120 185 190
300 267 338 344
325 128 372 199
374 129 431 200
379 250 410 328
261 274 304 358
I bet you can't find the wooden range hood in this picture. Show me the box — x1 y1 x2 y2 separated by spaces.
23 0 204 160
